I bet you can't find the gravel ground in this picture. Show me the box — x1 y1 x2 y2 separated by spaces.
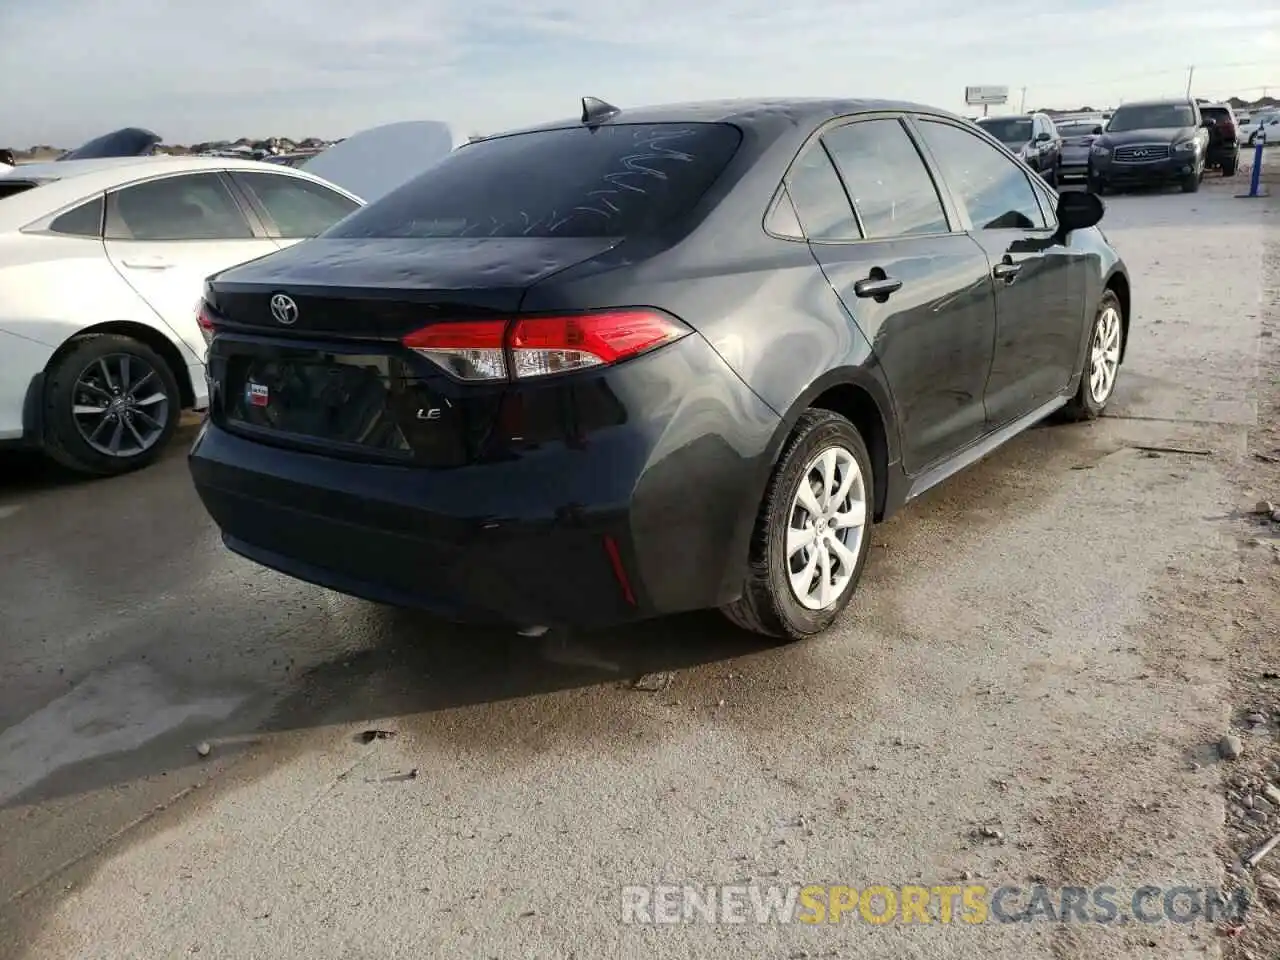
0 163 1277 960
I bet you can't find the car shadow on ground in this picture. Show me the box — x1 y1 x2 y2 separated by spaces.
0 451 89 495
0 417 1102 812
1 607 779 810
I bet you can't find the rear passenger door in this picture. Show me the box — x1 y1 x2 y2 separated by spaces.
103 172 278 361
912 117 1086 429
791 115 998 475
228 171 362 249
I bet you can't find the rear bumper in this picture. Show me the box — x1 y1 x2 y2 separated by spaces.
1206 144 1239 165
189 335 780 628
1093 155 1198 186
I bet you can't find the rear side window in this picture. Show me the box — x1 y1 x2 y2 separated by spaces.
107 173 254 241
821 119 949 239
234 171 359 238
50 196 104 237
326 122 742 240
785 145 860 241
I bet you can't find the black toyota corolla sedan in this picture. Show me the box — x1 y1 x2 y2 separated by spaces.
189 96 1132 640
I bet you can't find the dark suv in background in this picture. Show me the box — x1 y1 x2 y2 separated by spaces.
1087 98 1209 194
1198 103 1240 176
1055 119 1106 185
976 113 1062 185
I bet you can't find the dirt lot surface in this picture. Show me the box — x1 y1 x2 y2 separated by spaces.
1 160 1277 959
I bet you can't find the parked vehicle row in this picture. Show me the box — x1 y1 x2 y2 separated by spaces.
0 122 461 473
186 96 1131 641
974 97 1256 195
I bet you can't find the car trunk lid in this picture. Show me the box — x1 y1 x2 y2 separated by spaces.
207 236 618 338
203 235 620 467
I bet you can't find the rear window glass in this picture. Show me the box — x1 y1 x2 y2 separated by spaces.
326 122 743 240
1106 104 1195 131
0 181 38 201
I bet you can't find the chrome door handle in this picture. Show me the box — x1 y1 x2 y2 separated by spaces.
853 276 903 299
121 257 173 270
992 262 1021 282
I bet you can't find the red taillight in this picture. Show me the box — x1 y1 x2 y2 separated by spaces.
196 300 217 348
402 320 506 381
401 309 691 382
1221 121 1236 138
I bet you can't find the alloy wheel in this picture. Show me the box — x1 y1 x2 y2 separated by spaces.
786 445 868 611
1089 306 1122 405
72 353 170 457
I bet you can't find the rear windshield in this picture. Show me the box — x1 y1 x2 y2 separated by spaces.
1201 107 1231 121
1058 122 1101 137
1106 104 1195 132
326 122 743 240
0 181 38 200
976 118 1033 144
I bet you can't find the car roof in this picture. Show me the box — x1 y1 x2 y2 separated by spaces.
483 97 963 141
0 155 361 231
1114 98 1194 108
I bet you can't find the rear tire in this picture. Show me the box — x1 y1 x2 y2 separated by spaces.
720 410 874 640
42 334 181 477
1061 290 1124 422
1222 156 1238 177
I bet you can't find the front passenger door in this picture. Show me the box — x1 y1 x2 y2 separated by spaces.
228 171 362 250
913 118 1086 429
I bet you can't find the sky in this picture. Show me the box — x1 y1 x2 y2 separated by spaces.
2 0 1277 147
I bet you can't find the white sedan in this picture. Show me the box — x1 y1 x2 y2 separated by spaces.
0 155 364 475
1240 111 1279 146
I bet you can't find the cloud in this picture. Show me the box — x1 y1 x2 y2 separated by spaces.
2 0 1276 146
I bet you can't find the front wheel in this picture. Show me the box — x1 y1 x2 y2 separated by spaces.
41 333 181 476
1181 171 1200 193
1061 290 1124 422
721 409 874 640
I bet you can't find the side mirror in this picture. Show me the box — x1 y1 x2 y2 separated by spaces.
1035 132 1051 142
1092 125 1104 135
1057 191 1104 233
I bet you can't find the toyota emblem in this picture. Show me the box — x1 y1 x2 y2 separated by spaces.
270 293 299 325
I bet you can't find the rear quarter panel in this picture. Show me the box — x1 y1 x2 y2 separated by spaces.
0 234 169 349
0 329 53 438
0 233 191 422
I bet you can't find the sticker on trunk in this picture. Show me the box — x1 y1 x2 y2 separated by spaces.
246 381 270 408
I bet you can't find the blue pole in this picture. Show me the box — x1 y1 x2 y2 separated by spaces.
1248 140 1264 197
